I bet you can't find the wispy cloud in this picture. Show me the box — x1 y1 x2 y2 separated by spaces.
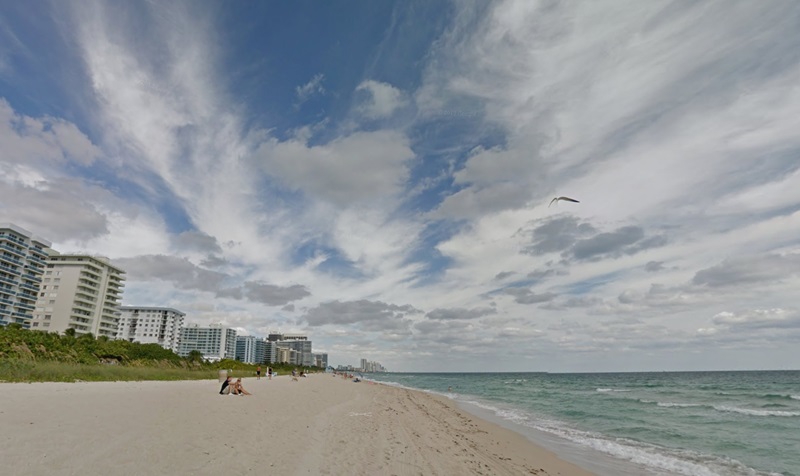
295 73 325 105
2 0 799 371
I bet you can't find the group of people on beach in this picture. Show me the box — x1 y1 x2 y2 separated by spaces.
255 366 273 380
219 377 251 396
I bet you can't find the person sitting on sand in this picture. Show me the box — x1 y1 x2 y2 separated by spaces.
219 376 233 395
232 378 251 396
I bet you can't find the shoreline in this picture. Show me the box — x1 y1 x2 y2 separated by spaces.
1 374 594 475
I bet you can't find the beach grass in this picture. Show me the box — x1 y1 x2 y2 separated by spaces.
0 359 219 383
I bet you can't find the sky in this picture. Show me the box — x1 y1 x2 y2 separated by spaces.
2 1 799 372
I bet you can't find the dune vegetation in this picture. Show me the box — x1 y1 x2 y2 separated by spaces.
0 324 318 382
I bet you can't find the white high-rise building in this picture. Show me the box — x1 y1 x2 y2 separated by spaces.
235 335 259 364
178 324 236 362
277 338 313 366
313 353 328 368
0 223 51 328
116 306 185 352
30 254 125 338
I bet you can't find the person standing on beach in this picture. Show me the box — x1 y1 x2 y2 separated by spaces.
256 366 261 380
268 367 272 380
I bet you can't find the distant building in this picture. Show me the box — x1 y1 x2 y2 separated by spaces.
178 324 236 361
116 306 184 352
255 338 267 364
0 223 52 328
235 335 261 364
276 346 298 365
313 353 328 368
359 358 386 373
30 253 125 338
277 338 313 366
264 340 278 364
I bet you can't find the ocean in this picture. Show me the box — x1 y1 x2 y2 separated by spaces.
363 371 800 476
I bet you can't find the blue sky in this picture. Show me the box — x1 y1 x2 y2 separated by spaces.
2 0 800 371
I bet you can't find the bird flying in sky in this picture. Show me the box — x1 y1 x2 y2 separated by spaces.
549 196 580 207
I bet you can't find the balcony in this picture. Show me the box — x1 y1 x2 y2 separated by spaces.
27 253 46 264
0 263 21 276
0 275 15 285
0 244 25 257
74 294 96 305
19 282 39 292
25 265 44 275
80 275 99 285
0 253 24 266
0 234 24 245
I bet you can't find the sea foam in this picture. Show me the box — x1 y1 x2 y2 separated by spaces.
713 406 800 417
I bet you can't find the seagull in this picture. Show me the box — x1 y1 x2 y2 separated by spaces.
549 196 580 207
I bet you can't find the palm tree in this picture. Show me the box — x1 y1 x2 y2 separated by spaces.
187 350 204 363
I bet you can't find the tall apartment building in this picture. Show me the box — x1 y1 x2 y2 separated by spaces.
313 353 328 368
255 339 267 365
235 336 269 364
276 346 299 365
116 306 185 352
178 324 236 361
235 335 258 364
264 340 277 364
276 338 313 366
0 223 51 328
29 254 125 338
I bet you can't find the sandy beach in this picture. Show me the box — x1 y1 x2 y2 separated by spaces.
0 374 593 476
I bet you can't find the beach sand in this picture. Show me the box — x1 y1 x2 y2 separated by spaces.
0 374 593 476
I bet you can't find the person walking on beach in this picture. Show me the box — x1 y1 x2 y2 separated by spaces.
268 367 273 380
256 366 261 380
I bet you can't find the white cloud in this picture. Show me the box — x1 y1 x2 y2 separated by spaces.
3 0 799 371
355 80 407 119
257 130 414 206
295 73 325 104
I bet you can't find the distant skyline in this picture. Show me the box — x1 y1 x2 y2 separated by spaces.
1 1 799 372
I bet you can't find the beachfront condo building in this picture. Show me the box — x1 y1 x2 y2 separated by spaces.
29 254 126 338
0 223 52 328
264 340 277 364
178 324 236 362
313 353 328 368
276 346 299 365
359 359 386 372
235 336 271 364
235 335 258 363
276 338 313 366
116 306 185 352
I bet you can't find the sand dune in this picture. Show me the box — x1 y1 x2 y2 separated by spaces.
0 374 592 475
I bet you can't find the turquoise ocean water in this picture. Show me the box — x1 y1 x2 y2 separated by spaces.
363 371 800 476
